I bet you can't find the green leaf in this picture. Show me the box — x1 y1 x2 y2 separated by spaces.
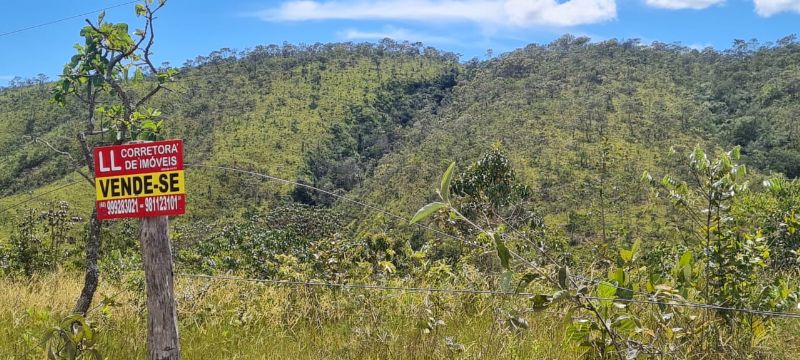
133 67 144 82
114 23 129 36
678 250 694 268
765 178 782 192
620 239 640 263
736 164 747 178
612 315 637 334
558 266 569 289
692 147 707 170
138 131 155 141
631 238 641 255
499 270 513 293
596 281 617 307
619 248 633 263
676 250 693 282
610 268 625 285
661 175 672 188
678 251 692 268
439 162 455 202
60 314 86 329
494 235 511 270
135 4 147 16
41 327 58 344
731 145 741 160
410 202 446 224
97 10 106 24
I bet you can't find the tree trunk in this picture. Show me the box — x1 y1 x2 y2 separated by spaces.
140 215 181 360
73 208 101 315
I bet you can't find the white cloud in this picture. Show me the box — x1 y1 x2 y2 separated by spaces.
754 0 800 16
504 0 616 26
259 0 616 27
341 26 457 44
687 43 713 50
644 0 723 10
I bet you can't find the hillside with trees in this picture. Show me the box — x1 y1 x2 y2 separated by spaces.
3 33 800 358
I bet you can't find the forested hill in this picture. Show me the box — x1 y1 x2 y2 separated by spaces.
1 36 800 234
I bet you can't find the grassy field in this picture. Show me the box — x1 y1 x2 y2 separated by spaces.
5 272 800 359
1 271 580 359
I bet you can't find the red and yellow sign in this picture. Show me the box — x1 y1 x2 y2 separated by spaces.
93 140 185 219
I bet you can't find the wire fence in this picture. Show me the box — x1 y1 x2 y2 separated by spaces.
0 179 86 214
0 1 138 38
178 273 800 319
4 162 800 337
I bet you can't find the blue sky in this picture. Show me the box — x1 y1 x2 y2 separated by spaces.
1 0 799 85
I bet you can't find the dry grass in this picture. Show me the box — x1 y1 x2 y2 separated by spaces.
7 272 799 359
1 271 578 359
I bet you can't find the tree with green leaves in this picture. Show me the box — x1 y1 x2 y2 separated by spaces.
644 146 798 352
413 145 800 358
50 0 176 315
412 158 636 359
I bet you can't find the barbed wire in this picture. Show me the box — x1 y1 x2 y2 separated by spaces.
0 161 649 303
181 164 800 320
182 164 659 301
179 273 533 296
0 179 86 214
5 163 800 325
179 273 800 319
184 163 466 244
0 1 139 38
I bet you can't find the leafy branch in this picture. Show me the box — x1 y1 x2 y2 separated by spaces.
412 160 631 359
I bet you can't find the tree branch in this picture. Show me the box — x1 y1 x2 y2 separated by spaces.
27 136 95 186
77 132 95 176
135 84 163 109
142 2 160 74
86 77 96 133
136 2 168 109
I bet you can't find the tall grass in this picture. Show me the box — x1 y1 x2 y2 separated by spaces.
2 271 578 359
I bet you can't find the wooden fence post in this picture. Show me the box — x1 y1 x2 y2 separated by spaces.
140 215 181 360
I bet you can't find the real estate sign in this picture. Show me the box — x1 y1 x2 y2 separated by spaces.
93 139 186 219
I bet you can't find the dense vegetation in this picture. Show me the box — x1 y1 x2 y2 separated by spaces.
3 33 800 358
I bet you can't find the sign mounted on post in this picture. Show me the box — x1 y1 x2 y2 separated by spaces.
93 139 186 220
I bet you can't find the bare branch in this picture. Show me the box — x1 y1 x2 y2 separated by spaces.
136 2 168 109
27 136 74 160
26 136 95 186
72 90 89 104
142 1 165 74
135 84 162 109
106 76 132 111
84 19 100 32
86 78 96 133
